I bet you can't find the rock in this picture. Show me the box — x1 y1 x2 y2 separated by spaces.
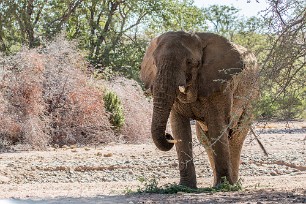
62 145 69 149
270 171 277 176
104 153 113 157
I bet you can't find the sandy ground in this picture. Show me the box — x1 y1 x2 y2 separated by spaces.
0 121 305 203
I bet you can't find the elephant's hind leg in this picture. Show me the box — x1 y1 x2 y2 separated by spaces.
170 111 196 188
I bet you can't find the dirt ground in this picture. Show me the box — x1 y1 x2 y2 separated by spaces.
0 121 305 203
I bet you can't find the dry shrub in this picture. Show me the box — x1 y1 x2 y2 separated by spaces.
50 85 114 146
42 38 114 146
0 50 48 149
0 38 114 149
103 77 152 142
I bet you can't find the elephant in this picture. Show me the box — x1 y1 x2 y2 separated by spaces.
140 31 259 188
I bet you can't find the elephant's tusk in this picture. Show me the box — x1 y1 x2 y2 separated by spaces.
179 86 186 93
167 139 182 144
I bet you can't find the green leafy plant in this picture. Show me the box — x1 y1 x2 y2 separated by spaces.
215 177 243 192
103 91 125 129
137 176 160 193
131 176 242 195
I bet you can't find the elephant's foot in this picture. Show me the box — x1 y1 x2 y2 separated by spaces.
178 161 197 189
179 177 197 189
213 174 234 187
230 173 239 184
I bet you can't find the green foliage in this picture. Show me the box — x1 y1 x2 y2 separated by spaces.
203 5 240 40
215 177 243 192
92 67 117 81
0 0 83 53
145 0 207 36
256 84 306 120
132 176 242 194
64 0 164 81
103 91 125 129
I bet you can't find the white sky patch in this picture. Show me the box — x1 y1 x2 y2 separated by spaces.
193 0 270 17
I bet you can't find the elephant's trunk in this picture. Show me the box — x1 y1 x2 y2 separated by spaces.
151 62 177 151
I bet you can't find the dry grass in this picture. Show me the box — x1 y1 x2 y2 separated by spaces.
0 38 115 150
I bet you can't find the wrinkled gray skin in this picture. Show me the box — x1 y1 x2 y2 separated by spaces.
140 31 259 188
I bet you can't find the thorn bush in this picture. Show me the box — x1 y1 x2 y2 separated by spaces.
0 37 153 150
0 37 115 150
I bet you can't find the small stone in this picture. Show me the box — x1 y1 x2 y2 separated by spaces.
104 153 113 157
70 144 77 149
270 171 277 176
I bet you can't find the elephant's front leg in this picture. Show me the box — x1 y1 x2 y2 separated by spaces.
170 110 196 188
201 93 234 186
205 96 234 186
208 121 233 186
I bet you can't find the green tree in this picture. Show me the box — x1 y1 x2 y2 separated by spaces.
257 0 306 119
203 5 240 40
0 0 83 53
145 0 207 36
62 0 163 76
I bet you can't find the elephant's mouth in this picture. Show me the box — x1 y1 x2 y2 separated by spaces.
178 74 193 95
177 86 197 104
178 70 198 103
177 77 197 103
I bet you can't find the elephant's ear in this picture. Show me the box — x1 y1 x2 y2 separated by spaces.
140 37 159 91
196 33 244 97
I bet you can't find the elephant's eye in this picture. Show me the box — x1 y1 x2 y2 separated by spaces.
186 58 200 67
186 59 193 65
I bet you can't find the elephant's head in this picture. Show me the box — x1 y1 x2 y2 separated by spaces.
140 31 243 151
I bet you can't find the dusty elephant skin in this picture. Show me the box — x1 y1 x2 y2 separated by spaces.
140 31 259 188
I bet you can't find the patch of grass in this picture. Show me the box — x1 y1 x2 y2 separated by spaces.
129 176 242 195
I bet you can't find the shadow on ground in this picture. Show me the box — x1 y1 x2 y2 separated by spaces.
1 190 305 204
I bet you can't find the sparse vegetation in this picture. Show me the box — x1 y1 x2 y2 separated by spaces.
133 176 242 194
